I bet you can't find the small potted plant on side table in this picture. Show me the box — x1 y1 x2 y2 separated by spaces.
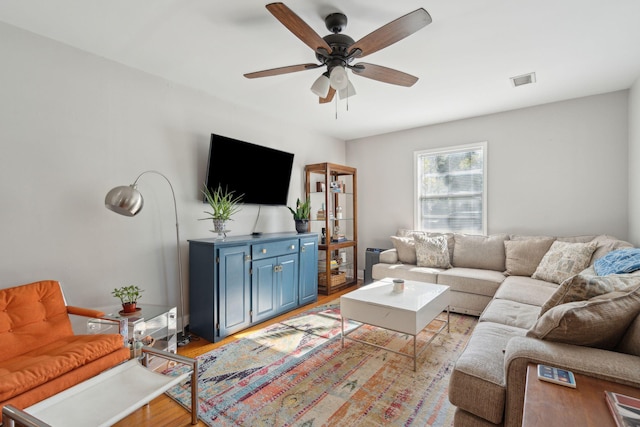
288 196 311 233
112 285 144 314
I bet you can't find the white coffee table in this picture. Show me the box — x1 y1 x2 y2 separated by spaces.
340 278 450 371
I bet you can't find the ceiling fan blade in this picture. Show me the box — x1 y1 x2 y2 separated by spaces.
244 63 321 79
266 3 332 54
319 87 336 104
349 8 432 58
351 63 418 87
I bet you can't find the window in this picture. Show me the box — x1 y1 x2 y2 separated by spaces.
414 142 487 234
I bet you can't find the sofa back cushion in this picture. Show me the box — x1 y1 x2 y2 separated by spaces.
452 234 509 271
527 285 640 349
589 234 634 265
0 280 74 363
504 237 555 276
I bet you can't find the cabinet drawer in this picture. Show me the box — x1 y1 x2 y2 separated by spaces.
252 239 298 260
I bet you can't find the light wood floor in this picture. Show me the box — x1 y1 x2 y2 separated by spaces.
113 284 358 427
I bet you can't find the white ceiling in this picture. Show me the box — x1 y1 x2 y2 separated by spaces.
2 0 640 140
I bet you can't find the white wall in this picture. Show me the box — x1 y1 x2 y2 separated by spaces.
347 91 630 269
0 23 345 320
629 77 640 246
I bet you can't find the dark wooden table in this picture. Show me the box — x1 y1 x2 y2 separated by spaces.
522 363 640 426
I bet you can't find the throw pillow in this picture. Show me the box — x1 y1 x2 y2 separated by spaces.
532 241 598 284
414 234 452 268
594 248 640 276
390 236 417 264
503 237 555 276
527 285 640 349
539 266 640 316
452 234 510 271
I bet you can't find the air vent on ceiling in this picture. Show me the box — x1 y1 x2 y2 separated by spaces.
510 72 536 87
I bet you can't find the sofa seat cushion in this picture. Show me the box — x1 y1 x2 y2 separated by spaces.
437 268 505 297
0 333 125 401
371 263 443 283
449 321 527 424
493 276 558 306
449 291 493 316
480 299 541 329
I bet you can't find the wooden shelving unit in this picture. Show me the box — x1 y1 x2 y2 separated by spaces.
305 162 358 295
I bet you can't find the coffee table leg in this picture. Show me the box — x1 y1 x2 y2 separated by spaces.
341 316 345 348
447 306 450 333
413 334 417 372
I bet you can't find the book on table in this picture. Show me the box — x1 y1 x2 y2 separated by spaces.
605 390 640 427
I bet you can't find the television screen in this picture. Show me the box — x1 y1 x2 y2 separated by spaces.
204 133 294 206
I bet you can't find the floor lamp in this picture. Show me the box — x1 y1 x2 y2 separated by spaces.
105 170 191 346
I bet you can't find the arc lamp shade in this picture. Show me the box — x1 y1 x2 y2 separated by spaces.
105 185 144 217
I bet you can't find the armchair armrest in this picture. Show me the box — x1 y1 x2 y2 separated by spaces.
66 306 105 318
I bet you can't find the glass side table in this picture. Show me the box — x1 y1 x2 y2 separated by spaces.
87 305 177 365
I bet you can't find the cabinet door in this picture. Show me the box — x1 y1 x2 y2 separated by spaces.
299 236 318 305
218 245 251 338
252 257 278 323
277 253 299 314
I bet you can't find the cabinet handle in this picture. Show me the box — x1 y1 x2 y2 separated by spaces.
301 246 306 252
290 245 295 250
262 248 267 254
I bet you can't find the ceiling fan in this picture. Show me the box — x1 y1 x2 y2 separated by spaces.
244 3 432 103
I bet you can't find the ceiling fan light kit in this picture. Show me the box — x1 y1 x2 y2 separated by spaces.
310 73 330 97
244 2 432 104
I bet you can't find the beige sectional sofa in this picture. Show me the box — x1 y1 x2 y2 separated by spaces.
372 231 640 427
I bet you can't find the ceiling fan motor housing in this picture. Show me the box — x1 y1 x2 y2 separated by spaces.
316 33 356 69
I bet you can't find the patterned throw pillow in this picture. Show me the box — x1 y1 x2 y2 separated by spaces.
532 241 598 284
414 234 452 268
390 236 416 264
539 266 640 316
527 285 640 349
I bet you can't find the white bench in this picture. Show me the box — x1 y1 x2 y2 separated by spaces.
2 347 198 426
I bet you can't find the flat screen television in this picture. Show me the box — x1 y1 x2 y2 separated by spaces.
204 133 295 206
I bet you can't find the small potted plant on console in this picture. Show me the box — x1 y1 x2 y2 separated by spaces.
288 196 311 233
201 183 243 237
112 285 144 314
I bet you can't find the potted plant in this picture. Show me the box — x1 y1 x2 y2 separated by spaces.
112 285 144 313
201 184 243 234
288 196 311 233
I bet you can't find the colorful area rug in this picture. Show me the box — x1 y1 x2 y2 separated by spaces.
166 303 477 426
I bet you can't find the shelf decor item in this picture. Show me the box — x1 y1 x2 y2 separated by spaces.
112 285 143 313
288 196 311 233
201 183 243 238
